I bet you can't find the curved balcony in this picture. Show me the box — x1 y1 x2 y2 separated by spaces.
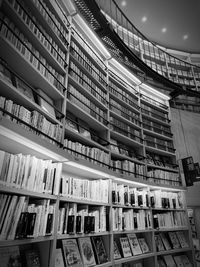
72 0 200 108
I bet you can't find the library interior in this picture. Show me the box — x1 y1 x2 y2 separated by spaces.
0 0 200 266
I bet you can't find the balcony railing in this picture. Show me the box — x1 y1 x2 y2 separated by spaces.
95 0 200 92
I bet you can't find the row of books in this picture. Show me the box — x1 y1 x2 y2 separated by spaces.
60 176 109 203
71 39 107 86
0 13 65 93
0 96 63 143
0 194 55 240
58 203 107 235
6 0 66 68
30 0 68 45
155 231 189 252
63 138 110 166
59 236 109 266
72 28 106 71
114 233 150 259
143 120 172 138
110 97 141 126
110 138 140 160
146 152 177 169
153 211 187 229
147 168 180 186
110 116 142 142
110 159 145 178
112 208 152 231
0 149 62 194
141 104 168 122
145 134 175 152
158 254 192 267
69 61 107 105
68 83 107 126
0 246 41 267
109 76 139 108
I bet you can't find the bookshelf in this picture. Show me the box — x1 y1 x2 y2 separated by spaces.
0 0 195 266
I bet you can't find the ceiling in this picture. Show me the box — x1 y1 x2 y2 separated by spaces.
115 0 200 54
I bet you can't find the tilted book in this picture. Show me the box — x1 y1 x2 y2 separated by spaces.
175 231 189 248
55 248 65 267
138 237 150 254
91 236 108 264
127 233 142 255
119 237 132 258
62 239 83 267
155 234 165 252
113 240 121 260
168 232 181 249
78 237 96 267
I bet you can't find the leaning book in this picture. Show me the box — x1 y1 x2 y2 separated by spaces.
0 246 22 266
78 237 96 267
91 236 108 264
62 239 83 267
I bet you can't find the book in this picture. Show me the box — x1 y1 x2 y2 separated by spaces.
113 240 121 259
173 255 185 267
14 77 35 102
137 237 150 254
55 248 65 267
163 255 176 267
158 258 167 267
62 239 83 267
37 89 56 118
127 233 142 255
159 232 171 250
155 234 165 251
91 236 108 264
78 237 96 266
119 237 132 258
65 112 79 133
24 249 41 267
175 231 189 248
78 118 91 139
168 232 181 249
0 246 22 266
179 255 192 267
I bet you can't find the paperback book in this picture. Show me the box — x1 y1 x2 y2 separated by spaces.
127 233 142 255
91 236 108 264
62 239 83 267
78 237 96 267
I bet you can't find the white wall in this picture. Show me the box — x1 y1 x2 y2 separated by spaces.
171 108 200 206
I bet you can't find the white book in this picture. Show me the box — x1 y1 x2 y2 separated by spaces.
5 153 14 185
127 233 142 255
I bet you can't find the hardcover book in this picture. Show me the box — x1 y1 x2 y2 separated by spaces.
91 236 108 264
173 255 185 267
175 231 189 248
78 237 96 267
62 239 83 267
137 237 150 254
127 233 142 255
159 232 171 250
119 237 132 258
55 248 65 267
24 249 41 267
168 232 181 249
113 240 121 259
155 234 165 252
0 246 22 267
179 255 192 267
163 255 176 267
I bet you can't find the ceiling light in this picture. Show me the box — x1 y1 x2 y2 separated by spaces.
141 16 147 23
183 34 188 40
121 0 127 7
161 27 167 33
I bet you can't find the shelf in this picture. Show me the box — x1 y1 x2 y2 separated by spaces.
110 130 143 149
70 53 107 93
59 196 110 206
0 185 57 200
109 91 140 114
145 145 176 157
141 112 170 126
114 252 155 265
156 247 192 256
27 0 68 52
0 34 64 100
66 100 108 131
143 128 173 141
68 75 108 110
113 229 153 234
2 0 66 74
0 236 54 247
110 109 141 130
111 151 145 165
147 163 179 173
0 76 63 125
57 231 111 240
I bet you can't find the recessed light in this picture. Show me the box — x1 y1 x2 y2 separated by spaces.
183 34 188 40
141 16 147 23
121 0 127 7
161 27 167 33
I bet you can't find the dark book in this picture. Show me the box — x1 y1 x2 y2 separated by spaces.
84 216 91 234
155 234 165 252
67 215 75 234
91 236 108 264
0 246 22 267
76 215 82 233
46 213 53 235
167 232 181 249
113 240 121 259
27 212 37 237
25 249 41 267
15 212 29 239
